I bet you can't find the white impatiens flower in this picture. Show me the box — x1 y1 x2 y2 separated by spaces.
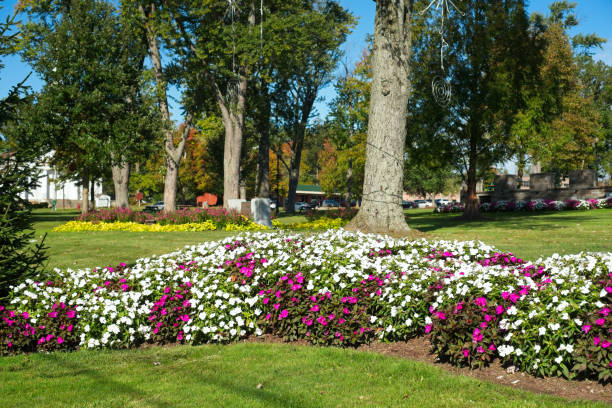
538 327 546 336
554 356 563 364
548 323 560 331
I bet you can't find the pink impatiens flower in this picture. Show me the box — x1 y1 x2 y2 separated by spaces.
424 324 432 334
57 336 64 344
582 325 591 333
596 318 606 326
279 309 289 319
462 349 470 357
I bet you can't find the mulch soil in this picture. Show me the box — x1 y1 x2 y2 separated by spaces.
243 334 612 404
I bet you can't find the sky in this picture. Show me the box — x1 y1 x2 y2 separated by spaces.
1 0 611 123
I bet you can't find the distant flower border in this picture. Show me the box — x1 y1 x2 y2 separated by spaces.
435 198 612 213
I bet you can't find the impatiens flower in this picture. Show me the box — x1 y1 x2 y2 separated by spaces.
265 313 271 321
57 336 64 344
594 337 601 346
582 325 591 333
66 310 76 319
279 309 289 319
488 344 496 351
596 318 606 326
424 325 432 334
263 298 269 304
310 304 320 312
602 341 611 349
495 305 504 315
474 297 486 307
477 346 485 353
273 303 280 311
601 308 610 317
462 349 470 358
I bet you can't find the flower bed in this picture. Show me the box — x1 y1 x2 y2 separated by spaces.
53 218 349 232
77 207 252 228
435 198 612 213
2 230 611 383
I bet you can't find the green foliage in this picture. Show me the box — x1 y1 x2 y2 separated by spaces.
17 0 160 186
0 5 47 301
0 154 48 300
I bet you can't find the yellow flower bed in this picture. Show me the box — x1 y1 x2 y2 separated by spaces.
53 221 217 232
52 218 347 232
276 217 348 230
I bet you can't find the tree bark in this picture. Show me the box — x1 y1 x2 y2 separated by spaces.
220 2 256 208
81 169 90 215
256 82 271 198
112 161 130 209
140 3 191 214
286 122 306 213
345 158 353 207
463 132 481 220
346 0 412 235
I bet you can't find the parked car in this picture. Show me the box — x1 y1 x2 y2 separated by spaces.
402 200 414 209
145 201 164 212
435 198 451 207
319 199 339 208
307 199 320 209
294 202 309 212
413 200 428 209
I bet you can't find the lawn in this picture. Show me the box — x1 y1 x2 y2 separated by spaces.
34 208 612 269
0 343 606 408
7 208 611 407
405 208 612 260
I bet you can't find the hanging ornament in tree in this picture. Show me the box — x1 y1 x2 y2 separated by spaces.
420 0 464 107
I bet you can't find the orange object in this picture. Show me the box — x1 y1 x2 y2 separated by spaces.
197 193 218 207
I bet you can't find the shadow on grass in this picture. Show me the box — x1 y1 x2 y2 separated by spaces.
32 210 79 224
39 352 174 408
406 211 603 233
39 349 317 408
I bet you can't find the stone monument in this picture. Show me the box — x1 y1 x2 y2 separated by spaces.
251 198 273 228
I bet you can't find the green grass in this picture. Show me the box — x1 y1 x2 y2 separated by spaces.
13 209 612 407
0 343 606 408
32 210 238 270
33 208 612 269
405 208 612 260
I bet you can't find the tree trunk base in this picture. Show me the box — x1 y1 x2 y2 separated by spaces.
344 210 424 239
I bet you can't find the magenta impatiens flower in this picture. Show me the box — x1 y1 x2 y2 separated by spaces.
57 336 64 344
279 309 289 319
462 349 470 357
424 324 432 334
582 325 591 333
596 318 606 326
65 310 76 319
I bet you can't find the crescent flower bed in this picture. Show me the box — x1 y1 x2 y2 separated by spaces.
1 230 611 383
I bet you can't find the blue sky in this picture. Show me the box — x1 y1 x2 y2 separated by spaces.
1 0 611 122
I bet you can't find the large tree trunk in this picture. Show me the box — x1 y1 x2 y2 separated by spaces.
112 161 130 209
346 0 412 235
81 169 90 215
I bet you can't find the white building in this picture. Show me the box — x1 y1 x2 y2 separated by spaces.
21 155 103 209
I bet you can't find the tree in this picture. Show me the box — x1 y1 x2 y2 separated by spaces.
513 2 607 180
0 7 47 300
18 0 158 213
130 0 193 213
345 0 414 233
406 0 536 220
327 48 372 205
272 2 353 213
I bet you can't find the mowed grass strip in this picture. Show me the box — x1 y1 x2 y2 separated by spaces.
0 343 606 408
